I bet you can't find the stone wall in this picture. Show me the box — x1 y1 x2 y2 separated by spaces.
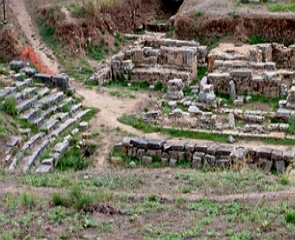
207 43 295 97
111 34 200 86
114 138 294 173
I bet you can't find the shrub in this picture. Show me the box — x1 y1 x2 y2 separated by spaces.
51 193 68 207
285 212 295 224
20 192 36 209
0 96 17 116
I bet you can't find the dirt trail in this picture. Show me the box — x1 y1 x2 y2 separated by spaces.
8 0 59 74
1 181 294 204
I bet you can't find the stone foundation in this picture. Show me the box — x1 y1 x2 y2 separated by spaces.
114 138 294 173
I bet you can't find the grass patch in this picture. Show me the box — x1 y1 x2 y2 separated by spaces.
118 114 229 142
56 145 95 171
249 36 266 45
81 107 99 122
267 3 295 12
86 39 109 61
36 19 58 50
0 96 17 116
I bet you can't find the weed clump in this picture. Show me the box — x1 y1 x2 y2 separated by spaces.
0 96 17 116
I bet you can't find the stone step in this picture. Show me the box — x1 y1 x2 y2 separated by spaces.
40 117 60 133
0 86 17 99
70 103 82 114
14 78 33 91
35 92 64 109
13 87 37 104
37 87 50 98
16 95 38 113
23 139 50 173
8 132 45 171
131 67 191 84
31 106 58 127
50 118 77 138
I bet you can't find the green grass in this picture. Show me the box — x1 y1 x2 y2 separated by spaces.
118 114 230 142
56 146 94 171
0 96 17 116
267 3 295 12
86 39 109 61
249 36 266 45
36 19 58 50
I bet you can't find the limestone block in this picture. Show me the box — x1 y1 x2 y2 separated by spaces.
168 150 178 160
256 147 273 159
275 160 285 173
148 139 166 149
194 143 208 153
142 155 153 165
216 159 230 169
136 149 145 159
216 145 234 156
271 149 283 161
184 142 196 152
204 154 216 167
130 138 148 148
192 157 202 169
169 158 177 167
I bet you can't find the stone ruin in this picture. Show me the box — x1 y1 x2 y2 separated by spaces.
10 60 74 91
90 33 207 86
1 60 91 173
207 43 295 98
114 138 294 174
138 42 295 139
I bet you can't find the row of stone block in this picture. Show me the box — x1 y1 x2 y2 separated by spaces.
9 132 45 171
115 138 294 173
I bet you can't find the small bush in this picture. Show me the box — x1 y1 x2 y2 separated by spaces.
51 193 68 207
285 212 295 224
154 81 163 91
1 96 17 116
20 192 36 209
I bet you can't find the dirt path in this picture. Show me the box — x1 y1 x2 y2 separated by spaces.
1 180 294 204
8 0 59 74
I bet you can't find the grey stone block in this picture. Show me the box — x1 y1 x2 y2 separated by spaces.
216 159 230 169
169 158 177 167
148 139 166 149
142 155 152 165
130 138 148 148
275 160 285 174
194 143 208 153
271 149 283 161
192 157 202 169
257 147 273 159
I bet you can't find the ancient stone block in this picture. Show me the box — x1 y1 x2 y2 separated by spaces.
194 144 208 153
148 139 166 149
204 154 216 167
130 138 148 148
256 147 273 159
216 159 230 169
169 158 177 167
192 157 202 169
275 160 285 174
271 149 283 161
142 156 153 165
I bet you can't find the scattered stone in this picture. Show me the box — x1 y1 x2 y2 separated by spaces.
79 121 89 130
129 161 136 168
111 156 123 166
227 135 235 144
